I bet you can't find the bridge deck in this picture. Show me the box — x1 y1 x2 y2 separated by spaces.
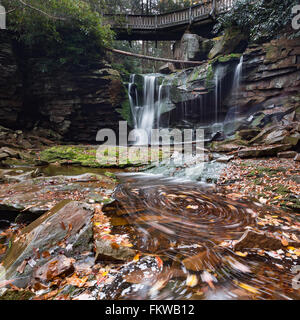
105 0 236 40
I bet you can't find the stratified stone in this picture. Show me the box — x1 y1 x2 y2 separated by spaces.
238 144 292 158
1 201 94 288
277 151 297 158
294 154 300 162
33 255 75 283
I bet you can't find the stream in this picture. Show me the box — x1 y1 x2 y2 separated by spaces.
100 173 300 300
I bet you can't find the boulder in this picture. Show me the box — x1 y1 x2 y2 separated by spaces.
238 144 292 158
0 147 20 158
237 129 261 141
208 28 248 60
211 143 242 153
277 151 297 158
180 33 202 61
0 201 94 288
249 125 298 146
263 129 290 145
159 63 176 75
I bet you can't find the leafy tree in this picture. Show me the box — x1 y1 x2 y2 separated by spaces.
2 0 115 69
214 0 299 42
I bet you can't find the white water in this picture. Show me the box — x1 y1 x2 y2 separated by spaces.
128 57 244 144
224 56 244 128
232 56 243 96
214 65 227 124
129 74 171 145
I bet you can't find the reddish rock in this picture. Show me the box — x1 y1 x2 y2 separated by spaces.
33 255 75 283
1 201 94 288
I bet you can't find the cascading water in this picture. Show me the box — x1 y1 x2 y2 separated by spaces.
232 55 244 102
214 65 227 124
128 74 172 145
128 58 245 144
224 56 244 130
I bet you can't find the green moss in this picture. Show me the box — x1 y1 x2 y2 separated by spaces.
247 166 283 177
104 172 116 179
39 145 153 168
273 185 290 195
40 146 101 167
205 64 214 88
0 289 35 300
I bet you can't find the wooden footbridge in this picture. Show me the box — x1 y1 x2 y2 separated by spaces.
104 0 236 41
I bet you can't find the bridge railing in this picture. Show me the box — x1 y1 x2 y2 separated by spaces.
105 0 236 30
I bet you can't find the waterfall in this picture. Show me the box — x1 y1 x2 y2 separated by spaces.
139 75 157 142
232 56 243 96
214 65 226 124
128 74 167 145
224 56 244 133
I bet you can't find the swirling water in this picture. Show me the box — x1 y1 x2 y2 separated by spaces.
101 174 300 300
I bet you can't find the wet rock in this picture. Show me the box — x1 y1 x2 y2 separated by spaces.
0 173 115 215
1 201 94 288
95 238 136 262
277 151 297 158
238 144 292 158
234 229 299 251
33 255 75 283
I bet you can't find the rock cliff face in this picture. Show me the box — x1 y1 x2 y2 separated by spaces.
232 38 300 116
0 32 22 128
158 35 300 130
0 31 125 143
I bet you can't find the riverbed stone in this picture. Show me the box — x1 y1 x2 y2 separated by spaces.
0 201 94 288
95 238 136 262
234 229 299 251
0 173 115 216
33 255 75 283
